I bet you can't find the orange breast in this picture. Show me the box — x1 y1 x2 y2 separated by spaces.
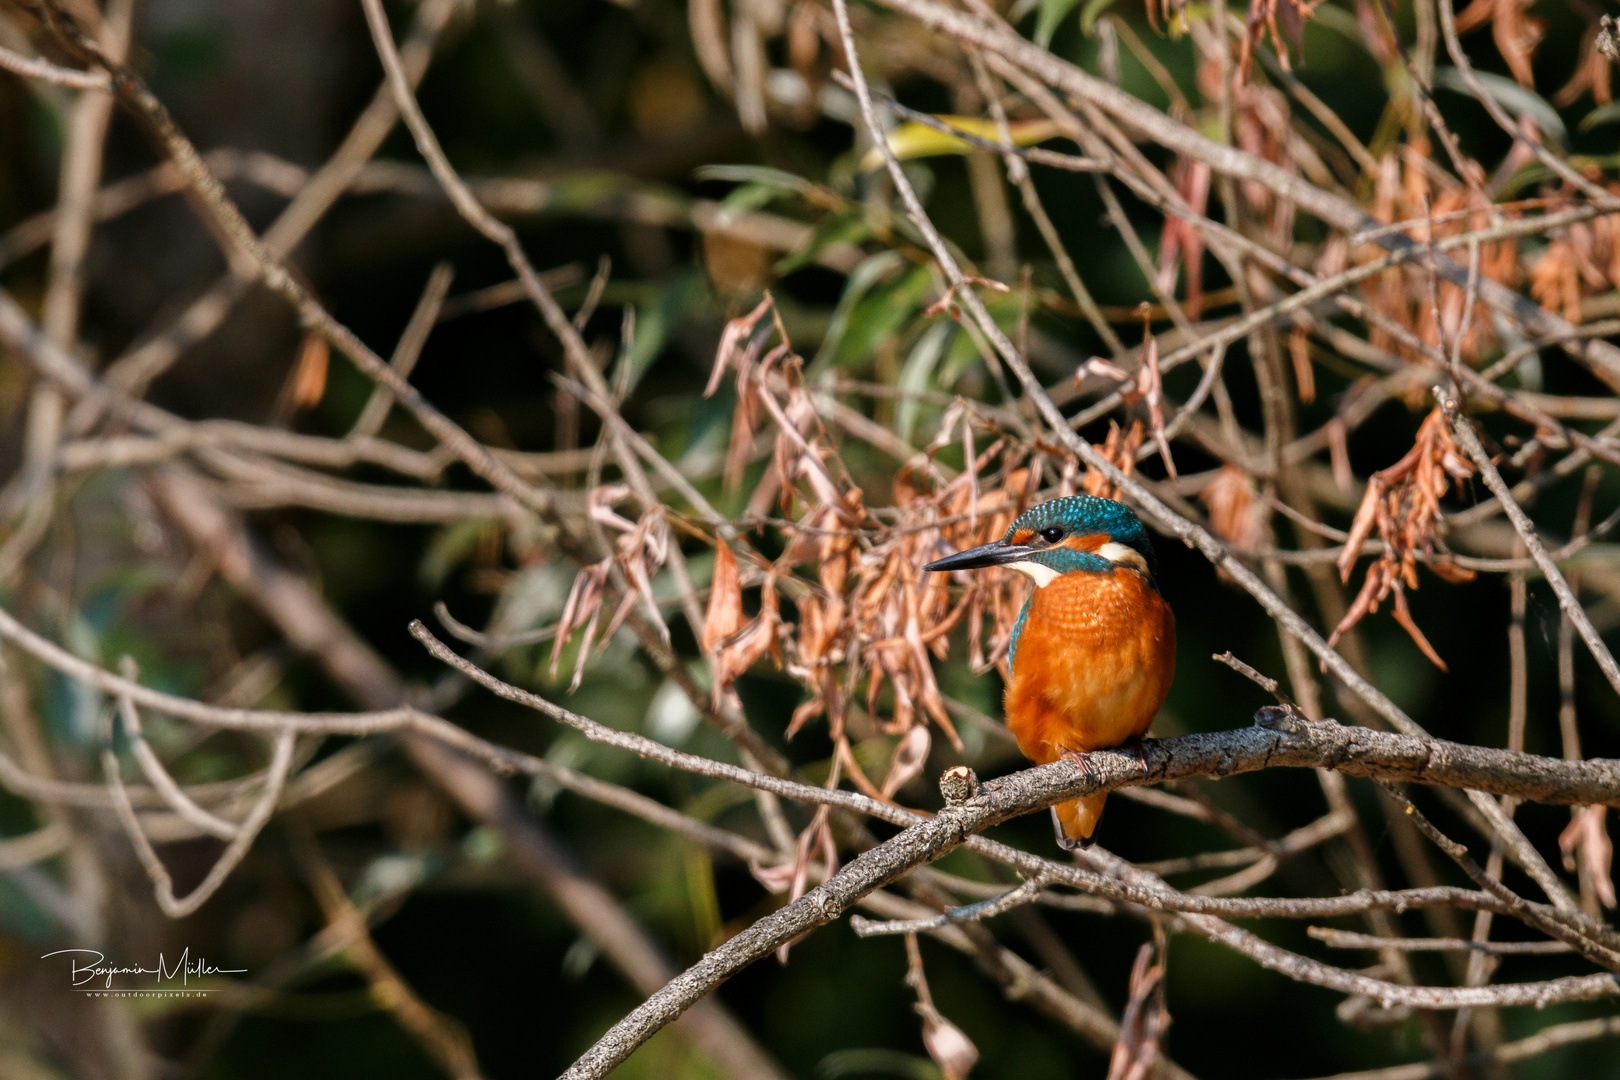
1003 568 1175 765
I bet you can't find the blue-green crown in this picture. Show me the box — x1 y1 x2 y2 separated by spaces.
1005 495 1157 578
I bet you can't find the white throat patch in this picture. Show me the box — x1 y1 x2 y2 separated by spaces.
1005 561 1061 588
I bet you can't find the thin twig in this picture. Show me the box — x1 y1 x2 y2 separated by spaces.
104 729 295 919
850 876 1045 936
0 43 108 89
1308 928 1571 955
1442 390 1620 699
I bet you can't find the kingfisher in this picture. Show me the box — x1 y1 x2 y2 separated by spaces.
925 495 1176 849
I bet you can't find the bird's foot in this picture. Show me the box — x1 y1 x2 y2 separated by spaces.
1058 747 1097 780
1119 736 1150 775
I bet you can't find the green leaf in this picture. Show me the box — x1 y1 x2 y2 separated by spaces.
1310 4 1379 55
620 270 707 396
420 518 502 589
0 876 60 943
809 251 904 370
817 1049 942 1080
1034 0 1081 47
1498 153 1620 198
1580 102 1620 133
491 563 574 640
896 321 952 445
939 321 988 388
831 265 936 369
1078 0 1118 36
1433 68 1567 147
713 182 782 224
695 164 812 196
859 117 1061 170
552 170 678 216
776 211 872 276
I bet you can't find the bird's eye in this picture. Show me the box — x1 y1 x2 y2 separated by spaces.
1040 527 1065 543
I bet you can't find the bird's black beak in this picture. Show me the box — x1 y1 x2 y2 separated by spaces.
924 540 1035 573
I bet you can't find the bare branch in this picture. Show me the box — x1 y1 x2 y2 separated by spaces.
850 876 1045 937
104 728 295 919
1443 390 1620 699
1308 928 1571 955
0 42 108 89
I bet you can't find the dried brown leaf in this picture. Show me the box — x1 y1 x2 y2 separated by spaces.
1200 465 1264 551
1334 410 1474 666
1289 323 1316 405
1328 417 1352 493
702 541 743 654
1107 943 1167 1080
880 724 932 799
1561 806 1616 908
288 332 330 410
1140 335 1176 480
921 1010 979 1080
1337 476 1386 583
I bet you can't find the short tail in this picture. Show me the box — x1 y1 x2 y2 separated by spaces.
1052 793 1108 850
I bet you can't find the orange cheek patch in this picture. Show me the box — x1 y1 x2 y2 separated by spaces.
1011 528 1036 545
1061 533 1109 553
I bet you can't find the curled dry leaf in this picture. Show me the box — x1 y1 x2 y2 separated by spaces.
708 298 774 492
1530 209 1620 328
1082 420 1146 501
905 930 979 1080
702 541 743 655
1156 159 1210 320
776 805 837 964
1331 409 1475 669
880 724 931 799
1236 0 1313 79
602 502 672 646
705 296 773 398
1454 0 1546 88
1080 357 1132 385
1363 153 1514 365
712 575 781 700
551 558 612 691
1289 323 1316 405
1530 239 1584 325
549 488 675 688
1560 805 1617 909
288 332 330 411
1200 465 1265 553
1107 943 1168 1080
920 1008 979 1080
746 856 798 895
1327 417 1353 493
1139 335 1177 480
1557 20 1616 106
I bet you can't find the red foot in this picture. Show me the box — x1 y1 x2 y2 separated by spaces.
1120 736 1150 774
1059 747 1096 779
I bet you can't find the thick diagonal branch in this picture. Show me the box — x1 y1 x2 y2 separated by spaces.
558 703 1620 1079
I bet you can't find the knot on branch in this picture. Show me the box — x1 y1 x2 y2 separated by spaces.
1254 703 1312 735
1433 383 1462 418
939 765 979 807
